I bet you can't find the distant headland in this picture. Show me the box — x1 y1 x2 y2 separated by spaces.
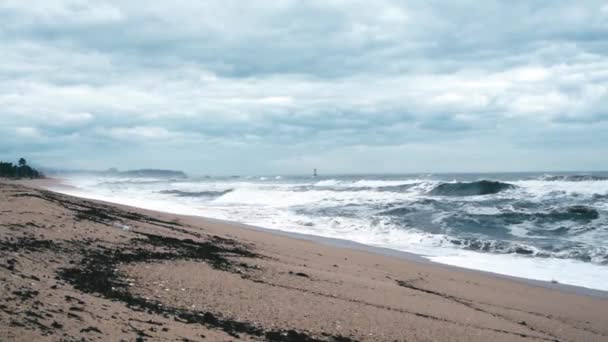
118 169 187 178
41 167 187 179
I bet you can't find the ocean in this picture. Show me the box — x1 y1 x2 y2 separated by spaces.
53 172 608 291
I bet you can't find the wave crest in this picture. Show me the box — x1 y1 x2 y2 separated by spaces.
159 189 233 198
448 237 608 264
429 180 515 196
540 174 608 182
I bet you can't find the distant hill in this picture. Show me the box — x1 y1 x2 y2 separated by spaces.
119 169 187 178
41 168 188 178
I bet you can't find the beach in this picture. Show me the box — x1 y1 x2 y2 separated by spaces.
1 180 607 341
54 173 608 291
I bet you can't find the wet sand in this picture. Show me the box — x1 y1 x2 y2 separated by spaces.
1 180 607 341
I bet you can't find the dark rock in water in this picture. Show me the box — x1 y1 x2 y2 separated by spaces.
430 180 515 196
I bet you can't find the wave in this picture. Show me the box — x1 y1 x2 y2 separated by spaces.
549 205 600 221
592 194 608 200
449 238 608 265
429 180 515 196
377 184 418 192
452 205 599 229
99 179 178 186
378 207 418 216
313 179 342 187
448 237 608 264
159 189 233 198
449 238 539 254
380 204 600 240
68 174 608 274
540 174 608 182
503 205 601 225
292 182 418 193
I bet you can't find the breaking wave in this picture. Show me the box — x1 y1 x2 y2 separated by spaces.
292 182 419 193
540 174 608 182
429 180 516 196
447 238 608 264
159 189 233 198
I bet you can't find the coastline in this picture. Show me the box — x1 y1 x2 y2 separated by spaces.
200 217 608 299
40 176 608 298
2 180 608 341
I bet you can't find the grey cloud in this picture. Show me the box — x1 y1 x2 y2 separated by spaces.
4 1 603 78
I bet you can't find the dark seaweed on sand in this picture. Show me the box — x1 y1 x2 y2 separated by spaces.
58 231 355 341
1 185 356 341
3 189 356 341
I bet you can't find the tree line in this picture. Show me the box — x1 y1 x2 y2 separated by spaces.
0 158 44 179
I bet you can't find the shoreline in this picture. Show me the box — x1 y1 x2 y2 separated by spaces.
198 216 608 299
2 179 608 341
37 176 608 299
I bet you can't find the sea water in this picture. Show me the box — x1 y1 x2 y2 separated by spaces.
53 172 608 291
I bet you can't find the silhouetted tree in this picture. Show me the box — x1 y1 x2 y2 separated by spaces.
0 158 43 179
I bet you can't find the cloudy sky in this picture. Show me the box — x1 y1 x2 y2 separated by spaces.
1 0 607 174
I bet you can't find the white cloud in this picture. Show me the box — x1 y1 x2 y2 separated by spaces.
508 92 571 115
258 96 294 105
55 112 94 124
430 92 489 110
15 127 41 138
1 0 123 24
102 126 178 140
509 67 551 83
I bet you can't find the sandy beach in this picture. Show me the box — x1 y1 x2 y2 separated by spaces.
1 180 607 341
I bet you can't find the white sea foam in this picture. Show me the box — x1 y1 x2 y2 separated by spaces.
430 252 608 291
514 179 608 198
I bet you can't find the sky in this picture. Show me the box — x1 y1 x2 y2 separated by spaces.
1 0 607 175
